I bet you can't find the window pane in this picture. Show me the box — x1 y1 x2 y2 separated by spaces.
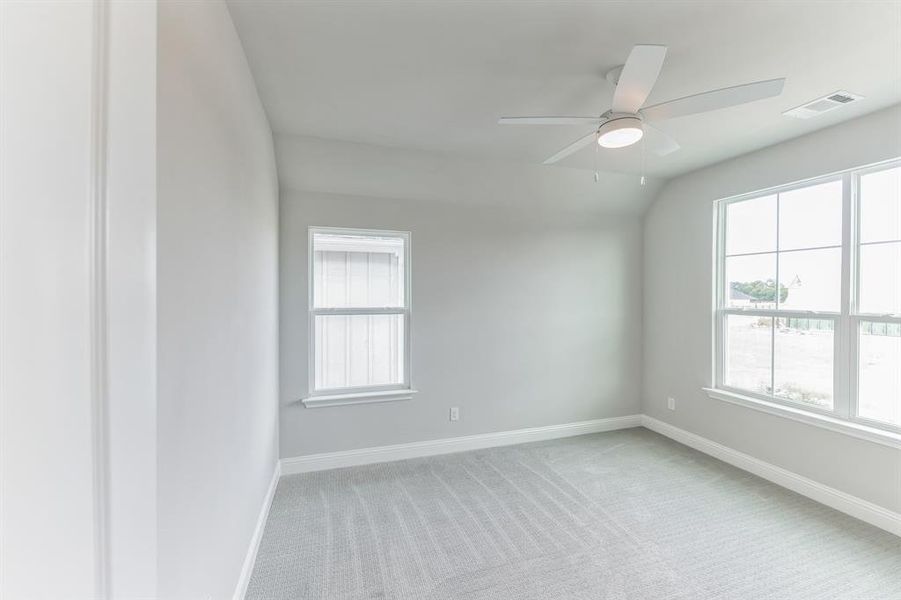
778 180 842 251
725 315 772 395
858 321 901 426
312 232 405 308
773 318 834 409
777 247 841 312
314 314 405 390
725 253 777 309
859 241 901 315
725 195 776 255
860 166 901 244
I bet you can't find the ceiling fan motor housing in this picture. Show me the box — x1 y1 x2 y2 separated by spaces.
605 65 625 86
597 115 644 148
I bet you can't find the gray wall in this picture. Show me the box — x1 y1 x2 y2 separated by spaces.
643 104 901 512
157 2 279 598
279 137 652 458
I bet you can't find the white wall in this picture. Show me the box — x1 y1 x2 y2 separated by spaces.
106 1 159 595
276 135 662 216
157 2 279 598
1 1 158 597
278 136 656 458
643 104 901 512
0 3 97 595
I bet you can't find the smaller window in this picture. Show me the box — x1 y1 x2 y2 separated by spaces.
306 228 413 406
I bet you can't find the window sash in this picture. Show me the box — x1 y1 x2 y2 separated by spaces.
718 311 840 415
848 314 901 431
714 159 901 433
308 227 412 397
852 165 901 318
310 316 410 394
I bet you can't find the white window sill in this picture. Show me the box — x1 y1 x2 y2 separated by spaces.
703 388 901 449
302 388 418 408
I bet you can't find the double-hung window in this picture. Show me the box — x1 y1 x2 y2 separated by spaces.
304 227 414 407
712 160 900 439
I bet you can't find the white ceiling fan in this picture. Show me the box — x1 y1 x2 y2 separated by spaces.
499 45 785 164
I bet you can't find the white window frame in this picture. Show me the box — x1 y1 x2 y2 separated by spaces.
708 158 901 447
303 226 415 408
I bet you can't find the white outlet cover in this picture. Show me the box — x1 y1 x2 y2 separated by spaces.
667 397 676 410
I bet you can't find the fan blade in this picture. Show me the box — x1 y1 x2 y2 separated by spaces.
543 131 597 164
643 124 680 156
498 116 602 125
640 78 785 121
611 45 668 114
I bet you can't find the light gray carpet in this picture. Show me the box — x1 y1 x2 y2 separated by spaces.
247 428 901 599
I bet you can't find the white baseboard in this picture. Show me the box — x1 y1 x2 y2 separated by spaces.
233 461 281 600
274 414 898 538
641 415 901 537
280 414 642 475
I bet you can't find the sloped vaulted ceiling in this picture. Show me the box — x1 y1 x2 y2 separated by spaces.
227 0 901 179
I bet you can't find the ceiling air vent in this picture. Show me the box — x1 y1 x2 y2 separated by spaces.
783 90 864 119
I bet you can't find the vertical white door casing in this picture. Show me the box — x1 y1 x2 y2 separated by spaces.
0 1 157 598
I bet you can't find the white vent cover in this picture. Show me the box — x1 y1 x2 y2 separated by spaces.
783 90 864 119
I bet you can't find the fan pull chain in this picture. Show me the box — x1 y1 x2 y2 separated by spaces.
594 131 600 183
640 134 647 186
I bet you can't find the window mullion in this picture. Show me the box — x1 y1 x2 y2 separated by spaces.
771 193 780 396
721 308 839 318
835 173 854 419
311 307 407 316
714 201 727 388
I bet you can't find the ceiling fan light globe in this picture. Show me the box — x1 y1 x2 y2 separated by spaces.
598 127 643 148
597 117 644 149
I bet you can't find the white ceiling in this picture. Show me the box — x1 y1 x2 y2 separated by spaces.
227 0 901 178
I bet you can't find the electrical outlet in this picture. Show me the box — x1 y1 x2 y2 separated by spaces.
449 407 460 422
667 397 676 411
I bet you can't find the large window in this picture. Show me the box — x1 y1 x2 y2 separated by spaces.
305 227 413 407
714 161 900 434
